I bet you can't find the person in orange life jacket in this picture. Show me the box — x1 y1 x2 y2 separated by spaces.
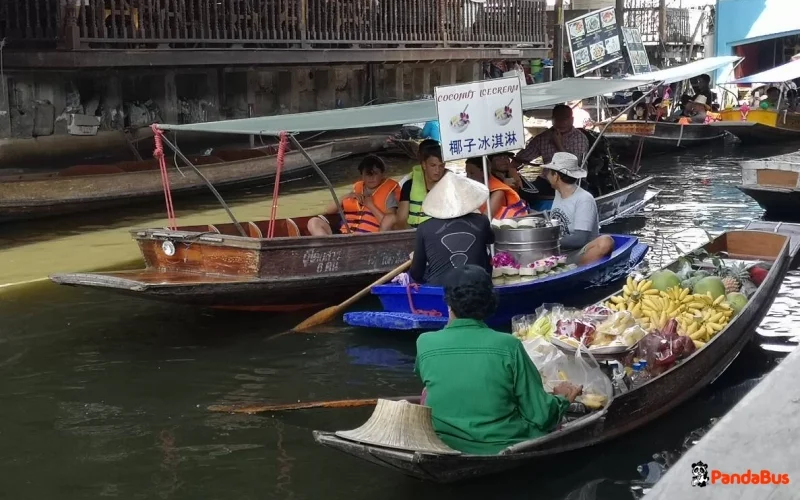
464 157 529 219
395 144 448 229
486 151 523 191
307 155 401 236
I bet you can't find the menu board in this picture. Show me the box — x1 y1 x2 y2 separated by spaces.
566 7 623 77
621 27 651 75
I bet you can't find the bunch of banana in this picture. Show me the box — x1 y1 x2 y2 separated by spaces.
677 293 734 343
638 286 693 330
606 277 660 317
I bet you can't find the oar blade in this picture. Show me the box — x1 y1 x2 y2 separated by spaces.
293 305 339 332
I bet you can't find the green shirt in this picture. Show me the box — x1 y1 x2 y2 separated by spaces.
415 318 570 455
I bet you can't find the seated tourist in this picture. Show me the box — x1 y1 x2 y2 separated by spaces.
307 155 400 235
668 95 709 124
409 173 494 285
512 104 590 200
396 143 448 229
415 265 582 455
544 152 615 266
464 157 529 219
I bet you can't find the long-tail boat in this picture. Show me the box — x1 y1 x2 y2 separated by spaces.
710 59 800 145
50 75 708 311
604 121 727 158
315 228 795 482
0 142 339 222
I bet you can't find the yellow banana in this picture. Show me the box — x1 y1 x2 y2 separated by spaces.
693 339 706 349
659 311 667 329
690 328 706 341
607 302 618 311
639 280 653 292
679 288 689 301
618 302 627 311
706 322 724 332
644 289 660 296
687 301 705 309
713 295 725 306
623 285 632 297
631 303 642 318
627 276 634 290
708 312 724 324
610 296 625 304
686 322 699 335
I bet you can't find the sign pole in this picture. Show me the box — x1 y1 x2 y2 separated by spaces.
483 155 495 257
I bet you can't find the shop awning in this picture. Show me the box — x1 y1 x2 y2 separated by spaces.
624 56 742 85
726 58 800 84
157 77 652 136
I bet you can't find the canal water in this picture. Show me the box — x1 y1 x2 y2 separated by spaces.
1 140 799 499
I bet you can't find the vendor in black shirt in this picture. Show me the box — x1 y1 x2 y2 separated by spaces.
409 173 494 285
689 73 715 106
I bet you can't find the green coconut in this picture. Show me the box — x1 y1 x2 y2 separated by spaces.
651 270 681 292
726 292 748 314
693 276 726 299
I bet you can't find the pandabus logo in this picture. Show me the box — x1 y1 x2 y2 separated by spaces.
691 461 710 487
691 461 791 486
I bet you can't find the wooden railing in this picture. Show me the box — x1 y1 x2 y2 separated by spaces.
1 0 547 49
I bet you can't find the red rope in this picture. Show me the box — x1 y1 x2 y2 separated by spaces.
406 284 443 317
151 124 176 230
268 131 289 238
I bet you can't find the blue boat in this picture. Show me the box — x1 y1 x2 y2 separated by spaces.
344 235 649 331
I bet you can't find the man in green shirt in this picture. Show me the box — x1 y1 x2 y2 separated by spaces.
415 265 582 455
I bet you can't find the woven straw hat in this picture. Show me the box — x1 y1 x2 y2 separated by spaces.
335 399 461 455
544 152 587 179
422 171 489 219
692 94 712 110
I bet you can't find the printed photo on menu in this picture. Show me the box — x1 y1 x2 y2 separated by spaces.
584 13 601 34
600 9 616 28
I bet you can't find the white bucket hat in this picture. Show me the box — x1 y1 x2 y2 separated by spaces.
692 94 712 110
335 399 461 455
544 152 587 179
422 171 489 219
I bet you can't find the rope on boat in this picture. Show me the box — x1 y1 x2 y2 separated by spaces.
268 132 289 238
152 124 177 230
406 284 443 317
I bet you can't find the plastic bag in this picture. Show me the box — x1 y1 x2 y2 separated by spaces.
523 337 568 392
561 343 614 409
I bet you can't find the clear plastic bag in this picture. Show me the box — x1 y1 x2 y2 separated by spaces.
522 337 568 392
562 343 614 409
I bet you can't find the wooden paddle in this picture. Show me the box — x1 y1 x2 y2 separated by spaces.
208 395 421 414
292 259 412 332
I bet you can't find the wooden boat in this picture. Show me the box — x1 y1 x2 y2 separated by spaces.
711 109 800 145
50 214 415 311
603 121 727 158
737 158 800 218
0 142 339 222
343 235 649 331
315 228 794 482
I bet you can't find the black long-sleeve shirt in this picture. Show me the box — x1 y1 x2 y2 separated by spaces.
410 213 495 286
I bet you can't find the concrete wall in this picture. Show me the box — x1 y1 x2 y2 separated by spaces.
715 0 800 79
0 62 480 142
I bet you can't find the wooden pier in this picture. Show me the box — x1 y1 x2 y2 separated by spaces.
644 346 800 498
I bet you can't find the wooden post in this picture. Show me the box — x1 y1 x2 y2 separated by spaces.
553 0 564 81
59 1 81 50
659 0 667 46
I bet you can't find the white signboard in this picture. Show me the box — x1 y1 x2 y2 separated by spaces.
434 77 525 162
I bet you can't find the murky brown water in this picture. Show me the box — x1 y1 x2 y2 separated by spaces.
1 140 799 499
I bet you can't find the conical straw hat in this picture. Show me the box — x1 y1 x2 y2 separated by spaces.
335 399 461 455
422 171 490 220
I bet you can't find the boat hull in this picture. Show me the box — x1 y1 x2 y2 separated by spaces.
316 230 792 483
710 121 800 145
51 220 416 309
738 185 800 218
604 122 727 158
0 143 339 222
345 236 644 330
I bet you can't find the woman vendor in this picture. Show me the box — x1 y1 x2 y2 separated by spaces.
408 173 495 285
415 265 583 455
464 157 529 219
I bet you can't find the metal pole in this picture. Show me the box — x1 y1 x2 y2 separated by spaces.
482 155 495 257
286 134 349 232
158 132 247 238
580 85 661 170
553 0 564 81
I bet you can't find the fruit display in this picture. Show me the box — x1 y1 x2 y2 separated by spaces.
693 276 726 299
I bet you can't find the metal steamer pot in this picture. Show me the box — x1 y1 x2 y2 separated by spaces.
492 216 560 266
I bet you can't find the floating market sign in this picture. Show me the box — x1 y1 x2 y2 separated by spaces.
566 7 623 77
434 77 524 162
621 27 651 75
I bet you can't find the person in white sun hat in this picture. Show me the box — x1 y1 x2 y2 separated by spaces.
544 152 615 265
408 173 495 285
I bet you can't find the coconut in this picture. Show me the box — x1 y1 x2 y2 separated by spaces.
650 270 681 291
693 276 726 299
726 292 748 314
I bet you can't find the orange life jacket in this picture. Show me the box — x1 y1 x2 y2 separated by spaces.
340 179 401 234
480 176 529 219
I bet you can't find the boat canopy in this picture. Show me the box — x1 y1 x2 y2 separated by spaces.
625 56 742 85
156 77 652 136
726 58 800 84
